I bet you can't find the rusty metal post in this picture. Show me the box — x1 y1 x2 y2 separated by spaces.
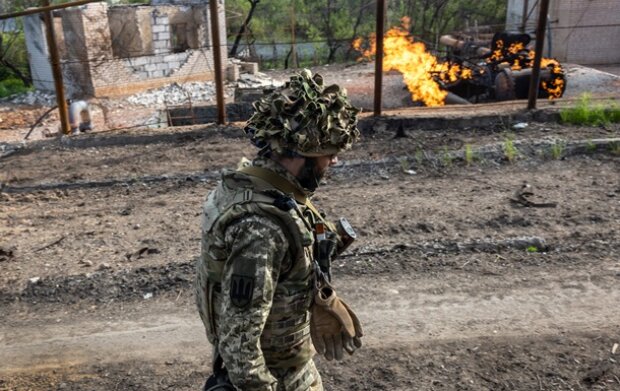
42 0 70 134
373 0 386 116
209 0 226 124
527 0 549 110
0 0 102 20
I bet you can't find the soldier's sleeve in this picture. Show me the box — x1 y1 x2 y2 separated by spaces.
218 213 289 391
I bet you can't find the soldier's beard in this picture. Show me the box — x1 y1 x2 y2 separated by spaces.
297 158 325 192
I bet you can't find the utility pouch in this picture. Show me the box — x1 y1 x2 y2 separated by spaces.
315 223 338 281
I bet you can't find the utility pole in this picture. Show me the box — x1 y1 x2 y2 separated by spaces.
373 0 386 116
527 0 550 110
209 0 226 124
42 0 70 134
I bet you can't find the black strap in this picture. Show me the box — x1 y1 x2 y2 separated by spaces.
203 352 235 391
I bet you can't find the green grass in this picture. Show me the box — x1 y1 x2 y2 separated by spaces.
0 77 32 98
585 139 597 153
415 147 425 167
550 140 566 160
464 144 475 165
503 138 518 163
526 246 539 253
560 93 620 126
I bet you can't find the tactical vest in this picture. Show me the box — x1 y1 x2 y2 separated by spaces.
196 168 317 371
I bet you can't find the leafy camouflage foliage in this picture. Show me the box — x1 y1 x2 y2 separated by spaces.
244 69 360 156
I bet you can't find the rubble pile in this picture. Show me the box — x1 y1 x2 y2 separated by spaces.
4 90 56 107
126 81 220 107
1 71 282 111
125 73 282 107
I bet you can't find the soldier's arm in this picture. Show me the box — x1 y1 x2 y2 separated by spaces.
218 214 288 391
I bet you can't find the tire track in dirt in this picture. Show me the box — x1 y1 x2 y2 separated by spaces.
2 270 618 374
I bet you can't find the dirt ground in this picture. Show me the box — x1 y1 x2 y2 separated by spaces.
1 61 620 391
1 97 619 391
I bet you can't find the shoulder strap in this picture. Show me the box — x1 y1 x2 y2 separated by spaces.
238 166 337 232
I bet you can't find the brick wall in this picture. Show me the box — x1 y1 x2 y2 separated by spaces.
24 1 228 98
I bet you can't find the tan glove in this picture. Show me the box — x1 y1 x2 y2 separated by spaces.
310 283 363 361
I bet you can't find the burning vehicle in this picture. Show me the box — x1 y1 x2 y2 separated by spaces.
353 17 566 106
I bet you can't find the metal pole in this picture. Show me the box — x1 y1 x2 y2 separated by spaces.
527 0 549 110
0 0 102 20
42 0 70 135
373 0 385 117
521 0 530 32
209 0 226 124
291 3 297 68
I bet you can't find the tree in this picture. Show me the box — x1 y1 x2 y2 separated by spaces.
229 0 260 57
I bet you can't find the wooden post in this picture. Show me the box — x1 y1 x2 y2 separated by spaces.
527 0 550 110
373 0 386 117
42 0 70 134
209 0 226 124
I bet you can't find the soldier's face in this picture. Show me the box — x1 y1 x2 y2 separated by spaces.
314 154 338 178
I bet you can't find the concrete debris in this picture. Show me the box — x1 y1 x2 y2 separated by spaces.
126 81 219 107
2 73 281 111
5 90 56 107
125 73 281 107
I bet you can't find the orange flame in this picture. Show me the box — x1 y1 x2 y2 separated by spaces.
353 17 471 106
487 40 564 99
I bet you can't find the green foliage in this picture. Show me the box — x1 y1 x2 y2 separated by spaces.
388 0 507 42
414 147 424 167
526 246 538 253
550 140 565 160
225 0 508 68
560 93 620 126
441 146 453 167
503 138 518 163
0 77 32 98
0 30 31 86
464 144 475 165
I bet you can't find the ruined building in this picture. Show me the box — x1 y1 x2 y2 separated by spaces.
24 0 227 97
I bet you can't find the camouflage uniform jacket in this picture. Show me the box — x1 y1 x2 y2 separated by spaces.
196 157 322 391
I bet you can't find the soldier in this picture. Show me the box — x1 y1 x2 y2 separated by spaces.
196 69 363 391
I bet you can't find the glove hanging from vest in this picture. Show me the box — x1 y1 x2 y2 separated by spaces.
310 280 363 361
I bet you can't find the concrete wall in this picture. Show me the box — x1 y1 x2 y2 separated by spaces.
506 0 620 64
23 15 55 93
23 0 227 98
61 9 94 97
549 0 620 65
109 7 146 58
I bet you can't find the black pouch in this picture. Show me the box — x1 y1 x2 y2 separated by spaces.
203 355 235 391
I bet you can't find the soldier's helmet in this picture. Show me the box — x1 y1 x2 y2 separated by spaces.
244 69 360 157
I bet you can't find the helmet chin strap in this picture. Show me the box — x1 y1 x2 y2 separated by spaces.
297 157 321 192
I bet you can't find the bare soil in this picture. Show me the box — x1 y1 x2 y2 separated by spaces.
0 113 619 390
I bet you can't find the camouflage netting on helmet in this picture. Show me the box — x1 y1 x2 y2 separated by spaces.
244 69 360 156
